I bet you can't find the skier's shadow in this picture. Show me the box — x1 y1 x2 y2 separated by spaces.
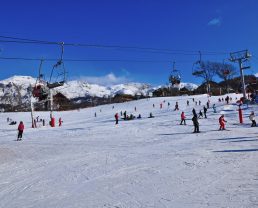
215 136 253 141
213 148 258 153
66 128 85 131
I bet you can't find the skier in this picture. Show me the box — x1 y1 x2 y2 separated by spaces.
174 102 179 111
180 111 186 125
134 107 137 112
192 115 200 133
123 111 127 120
137 114 142 119
168 102 170 107
212 104 217 113
153 104 155 108
94 112 97 117
219 114 227 130
42 119 45 126
120 111 123 116
206 101 210 109
225 96 229 104
192 108 197 117
203 106 207 118
59 117 63 126
187 100 189 106
198 110 203 118
249 111 256 127
192 98 195 102
160 103 163 109
195 101 198 106
199 100 201 106
17 121 24 141
115 113 119 125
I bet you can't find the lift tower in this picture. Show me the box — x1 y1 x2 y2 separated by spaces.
229 50 251 99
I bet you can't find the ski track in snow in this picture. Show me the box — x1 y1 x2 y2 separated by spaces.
1 93 258 208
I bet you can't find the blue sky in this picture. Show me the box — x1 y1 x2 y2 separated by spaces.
0 0 258 85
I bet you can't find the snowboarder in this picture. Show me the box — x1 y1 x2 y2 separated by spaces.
219 115 227 130
174 102 179 111
115 113 119 125
249 111 256 127
137 114 142 119
17 121 24 141
203 106 207 118
180 112 186 125
192 115 200 133
212 104 217 113
59 118 63 126
148 112 154 118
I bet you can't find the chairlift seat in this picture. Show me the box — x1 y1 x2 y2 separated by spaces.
47 81 65 89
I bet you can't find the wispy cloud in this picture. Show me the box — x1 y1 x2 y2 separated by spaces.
208 17 222 27
78 73 131 86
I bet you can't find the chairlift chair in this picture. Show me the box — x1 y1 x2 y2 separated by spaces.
47 42 66 89
192 51 205 76
169 62 181 87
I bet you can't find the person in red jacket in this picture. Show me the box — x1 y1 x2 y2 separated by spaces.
59 117 63 127
219 114 227 130
180 111 186 125
17 121 24 141
115 113 119 125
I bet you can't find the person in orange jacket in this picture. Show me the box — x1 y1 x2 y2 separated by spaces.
180 112 186 125
17 121 24 141
219 114 227 130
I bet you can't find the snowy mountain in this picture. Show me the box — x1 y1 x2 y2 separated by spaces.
0 76 198 108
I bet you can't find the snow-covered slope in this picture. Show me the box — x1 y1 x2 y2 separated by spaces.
2 93 258 208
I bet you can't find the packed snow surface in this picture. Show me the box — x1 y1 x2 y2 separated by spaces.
1 93 258 208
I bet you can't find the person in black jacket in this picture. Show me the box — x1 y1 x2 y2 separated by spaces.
192 108 197 117
192 115 200 133
203 106 207 118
